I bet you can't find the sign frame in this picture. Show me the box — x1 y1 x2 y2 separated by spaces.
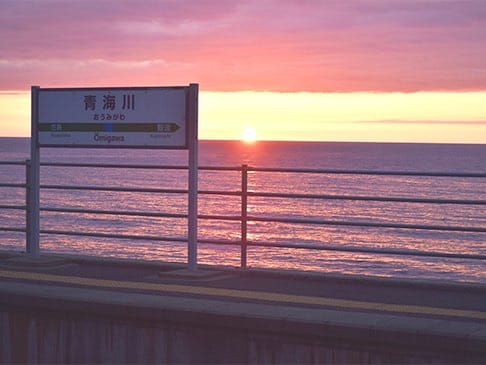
29 84 199 270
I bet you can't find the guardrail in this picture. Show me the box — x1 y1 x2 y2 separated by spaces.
1 160 485 268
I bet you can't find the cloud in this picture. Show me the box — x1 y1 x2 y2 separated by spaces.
0 58 193 89
362 119 486 125
1 0 486 92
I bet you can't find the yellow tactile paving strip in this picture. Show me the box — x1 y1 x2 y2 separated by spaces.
1 269 485 320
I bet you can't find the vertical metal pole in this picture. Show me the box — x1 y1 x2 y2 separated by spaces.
187 83 199 271
29 86 40 257
25 159 31 252
241 164 248 269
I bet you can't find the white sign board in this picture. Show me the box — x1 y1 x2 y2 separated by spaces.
31 83 199 270
38 87 188 148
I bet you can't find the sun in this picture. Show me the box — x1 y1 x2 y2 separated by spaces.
242 127 257 143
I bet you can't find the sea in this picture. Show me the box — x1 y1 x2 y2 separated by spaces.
1 137 485 283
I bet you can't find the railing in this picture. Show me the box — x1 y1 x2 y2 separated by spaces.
1 160 485 269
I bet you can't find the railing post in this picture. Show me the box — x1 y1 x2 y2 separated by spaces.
25 159 39 256
25 159 31 252
241 164 248 268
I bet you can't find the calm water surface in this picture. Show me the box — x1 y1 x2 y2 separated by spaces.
1 138 485 282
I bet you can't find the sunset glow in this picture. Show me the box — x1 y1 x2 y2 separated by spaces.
1 1 486 142
2 90 486 143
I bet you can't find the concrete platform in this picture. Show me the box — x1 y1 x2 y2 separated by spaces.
3 254 70 268
0 250 485 363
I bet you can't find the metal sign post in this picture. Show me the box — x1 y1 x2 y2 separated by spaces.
31 84 199 269
187 84 198 270
28 86 40 257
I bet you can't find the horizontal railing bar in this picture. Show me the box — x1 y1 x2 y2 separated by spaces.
41 207 187 218
249 167 486 178
0 161 26 166
4 183 483 207
18 226 486 261
246 241 486 260
198 214 242 221
3 160 484 178
198 238 242 246
0 183 26 188
247 216 486 233
0 227 25 233
8 202 486 233
199 166 244 171
32 206 486 233
199 190 241 196
40 207 242 221
14 223 483 260
35 185 486 206
41 162 188 170
248 191 486 205
41 185 187 194
0 205 25 210
40 185 241 196
40 162 243 172
40 229 187 242
33 206 486 233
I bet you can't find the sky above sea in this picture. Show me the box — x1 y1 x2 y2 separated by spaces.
1 1 486 143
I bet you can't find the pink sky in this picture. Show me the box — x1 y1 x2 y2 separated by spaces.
2 0 486 93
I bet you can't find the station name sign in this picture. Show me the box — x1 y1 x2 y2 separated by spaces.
37 86 191 149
